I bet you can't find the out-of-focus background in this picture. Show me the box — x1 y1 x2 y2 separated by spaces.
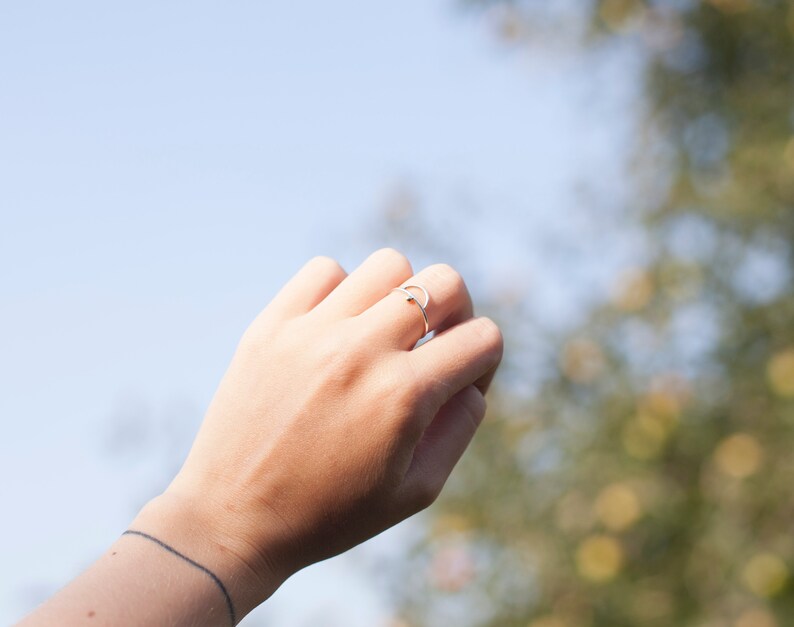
2 1 793 625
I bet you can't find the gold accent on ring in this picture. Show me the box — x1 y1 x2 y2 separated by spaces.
391 284 430 337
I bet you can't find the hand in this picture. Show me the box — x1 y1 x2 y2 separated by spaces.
139 248 503 616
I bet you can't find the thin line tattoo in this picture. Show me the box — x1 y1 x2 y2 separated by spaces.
122 529 236 626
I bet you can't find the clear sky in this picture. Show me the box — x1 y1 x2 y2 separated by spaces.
0 1 639 624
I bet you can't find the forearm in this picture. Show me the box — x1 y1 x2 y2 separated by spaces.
17 493 285 626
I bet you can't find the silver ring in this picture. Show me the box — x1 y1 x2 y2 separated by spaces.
391 284 430 337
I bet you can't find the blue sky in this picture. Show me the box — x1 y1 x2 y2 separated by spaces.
0 1 640 623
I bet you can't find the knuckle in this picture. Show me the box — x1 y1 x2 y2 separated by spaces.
412 480 443 512
307 255 345 277
428 263 466 294
373 247 412 274
473 317 504 360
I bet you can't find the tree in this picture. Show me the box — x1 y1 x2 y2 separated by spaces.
390 2 794 625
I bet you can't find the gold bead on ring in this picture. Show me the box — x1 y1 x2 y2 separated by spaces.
391 284 430 338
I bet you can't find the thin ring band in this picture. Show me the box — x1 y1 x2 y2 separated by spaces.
391 285 430 337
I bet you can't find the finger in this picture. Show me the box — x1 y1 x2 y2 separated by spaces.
264 256 347 320
360 263 474 350
313 248 413 319
408 316 503 414
398 385 486 515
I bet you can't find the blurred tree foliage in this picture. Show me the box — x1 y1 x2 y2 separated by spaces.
390 1 794 626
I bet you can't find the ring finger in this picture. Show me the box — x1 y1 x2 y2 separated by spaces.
359 263 474 351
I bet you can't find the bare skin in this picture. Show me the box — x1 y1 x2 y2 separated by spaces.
18 248 503 626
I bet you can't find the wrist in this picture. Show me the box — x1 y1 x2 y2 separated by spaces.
132 489 287 621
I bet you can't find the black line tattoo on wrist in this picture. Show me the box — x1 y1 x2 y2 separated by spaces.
122 529 236 626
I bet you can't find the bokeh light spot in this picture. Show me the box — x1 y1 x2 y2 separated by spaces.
742 553 789 598
713 433 763 478
767 348 794 398
575 535 624 583
594 482 642 532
